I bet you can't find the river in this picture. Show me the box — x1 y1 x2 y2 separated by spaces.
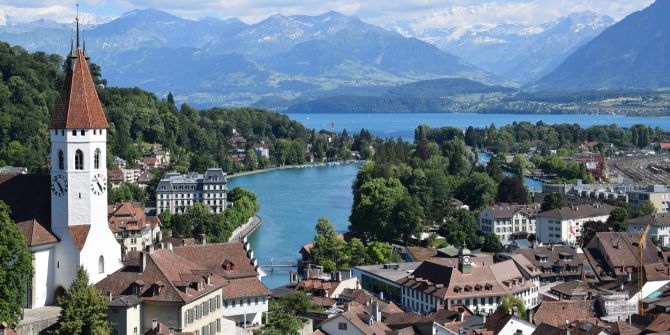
231 112 666 288
286 113 670 140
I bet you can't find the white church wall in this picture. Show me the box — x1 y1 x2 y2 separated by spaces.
31 245 56 307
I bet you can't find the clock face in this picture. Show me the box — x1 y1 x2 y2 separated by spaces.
463 256 471 264
91 173 107 195
51 174 68 197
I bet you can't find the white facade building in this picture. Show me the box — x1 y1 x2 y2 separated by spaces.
479 204 541 243
155 169 228 214
628 212 670 247
535 203 615 244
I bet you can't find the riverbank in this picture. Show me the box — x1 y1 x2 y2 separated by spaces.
227 160 363 179
228 214 263 242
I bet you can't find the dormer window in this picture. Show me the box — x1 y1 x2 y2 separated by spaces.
73 130 77 136
81 130 85 136
132 284 140 295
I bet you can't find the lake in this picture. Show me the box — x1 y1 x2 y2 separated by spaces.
286 113 670 140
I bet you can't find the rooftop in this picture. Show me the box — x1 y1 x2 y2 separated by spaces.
354 262 422 282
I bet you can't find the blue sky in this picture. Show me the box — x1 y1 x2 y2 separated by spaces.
0 0 654 29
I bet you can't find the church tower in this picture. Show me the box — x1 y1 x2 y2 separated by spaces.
49 16 121 287
458 243 471 274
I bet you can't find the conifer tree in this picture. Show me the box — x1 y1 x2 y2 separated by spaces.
53 267 111 335
0 201 32 325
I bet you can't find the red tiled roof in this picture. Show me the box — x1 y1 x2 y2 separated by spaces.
17 219 59 247
68 225 91 251
50 49 108 129
172 242 260 279
532 300 595 327
647 313 670 333
221 277 269 299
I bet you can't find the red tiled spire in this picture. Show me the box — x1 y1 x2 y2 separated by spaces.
49 48 109 129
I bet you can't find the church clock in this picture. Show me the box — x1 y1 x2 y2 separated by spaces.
90 173 107 195
51 174 68 197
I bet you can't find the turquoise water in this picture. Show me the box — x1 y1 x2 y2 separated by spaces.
228 163 360 288
286 113 670 140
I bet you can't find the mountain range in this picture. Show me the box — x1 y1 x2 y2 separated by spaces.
0 1 667 108
531 0 670 91
390 11 614 84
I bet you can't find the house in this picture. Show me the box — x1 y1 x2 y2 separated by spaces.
535 203 615 244
108 202 161 253
96 247 227 334
142 157 159 170
294 277 360 299
515 245 591 285
532 320 609 335
109 169 124 188
137 171 155 188
397 245 539 315
315 303 392 335
628 213 670 247
582 232 661 283
482 309 536 335
479 203 542 244
252 143 270 159
155 169 228 214
532 300 596 327
571 153 606 180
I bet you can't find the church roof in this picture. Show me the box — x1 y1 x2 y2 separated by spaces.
49 48 108 129
68 225 91 251
17 219 59 247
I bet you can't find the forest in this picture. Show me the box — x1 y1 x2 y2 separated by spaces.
0 42 372 173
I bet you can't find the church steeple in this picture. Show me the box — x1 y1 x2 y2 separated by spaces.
458 243 471 274
49 4 107 130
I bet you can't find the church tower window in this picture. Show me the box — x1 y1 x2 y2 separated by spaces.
58 150 64 170
75 149 84 170
98 255 104 273
94 149 101 169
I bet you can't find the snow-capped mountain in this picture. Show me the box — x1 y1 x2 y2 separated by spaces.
390 11 615 84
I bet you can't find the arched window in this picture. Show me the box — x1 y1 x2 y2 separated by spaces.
94 149 101 169
98 255 104 274
75 150 84 170
58 150 64 170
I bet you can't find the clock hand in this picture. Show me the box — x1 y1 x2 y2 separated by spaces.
57 182 64 193
97 180 103 191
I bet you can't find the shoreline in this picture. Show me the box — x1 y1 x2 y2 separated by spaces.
227 160 363 179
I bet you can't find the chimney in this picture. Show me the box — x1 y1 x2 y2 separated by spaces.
167 242 173 252
527 309 534 323
152 319 158 330
482 313 487 324
200 233 206 245
458 308 465 322
379 291 384 301
372 301 381 322
107 291 112 302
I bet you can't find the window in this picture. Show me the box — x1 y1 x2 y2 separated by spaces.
216 319 221 332
132 285 140 295
81 130 85 136
75 149 84 170
94 149 101 169
338 323 348 330
98 255 104 274
57 150 65 170
73 130 77 136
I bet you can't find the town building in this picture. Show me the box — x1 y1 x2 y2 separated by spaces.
535 203 615 244
628 213 670 247
0 40 122 308
396 245 539 316
582 232 661 283
155 169 228 214
352 262 422 305
252 143 270 158
479 203 541 243
627 185 670 214
515 245 592 285
108 202 161 253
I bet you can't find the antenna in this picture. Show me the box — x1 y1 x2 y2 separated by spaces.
75 1 80 49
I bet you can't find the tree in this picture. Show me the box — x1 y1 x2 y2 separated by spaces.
541 193 564 212
349 177 408 240
455 172 497 210
486 155 503 182
346 238 369 266
496 177 529 204
580 220 610 246
256 291 319 335
637 200 658 217
497 295 527 319
244 149 258 170
365 242 394 264
391 195 424 244
482 233 503 253
311 217 345 269
0 202 32 325
606 207 629 232
53 267 111 335
511 154 529 178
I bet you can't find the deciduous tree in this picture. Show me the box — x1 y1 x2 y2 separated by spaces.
0 201 32 325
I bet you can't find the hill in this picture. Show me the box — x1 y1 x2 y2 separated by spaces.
286 78 515 113
532 0 670 90
0 42 366 172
